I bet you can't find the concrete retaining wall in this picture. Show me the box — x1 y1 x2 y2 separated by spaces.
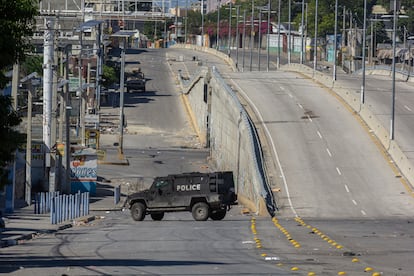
179 64 275 216
284 63 414 188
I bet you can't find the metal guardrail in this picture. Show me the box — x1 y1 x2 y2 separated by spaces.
34 191 90 224
211 67 278 216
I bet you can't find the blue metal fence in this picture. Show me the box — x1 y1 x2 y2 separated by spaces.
34 191 60 214
34 191 90 224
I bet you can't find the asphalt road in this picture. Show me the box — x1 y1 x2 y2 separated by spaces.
1 48 414 276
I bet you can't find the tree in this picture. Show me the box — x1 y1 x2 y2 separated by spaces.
0 96 26 188
102 64 118 88
0 0 38 88
0 0 37 188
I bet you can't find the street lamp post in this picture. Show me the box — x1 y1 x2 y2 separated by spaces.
217 0 221 49
249 0 255 71
119 42 126 155
201 0 204 46
185 0 188 43
300 0 305 64
277 0 281 68
267 0 271 71
228 2 232 55
288 0 291 64
235 5 240 68
242 9 247 71
313 0 319 76
361 0 367 102
333 0 338 81
258 8 262 71
390 0 397 140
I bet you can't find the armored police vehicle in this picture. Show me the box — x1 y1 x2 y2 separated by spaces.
124 171 237 221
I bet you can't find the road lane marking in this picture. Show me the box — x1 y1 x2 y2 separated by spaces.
361 210 367 216
298 103 304 109
336 167 342 175
229 79 298 217
317 131 322 139
326 148 332 157
404 105 412 112
307 115 313 122
344 184 350 193
352 199 358 205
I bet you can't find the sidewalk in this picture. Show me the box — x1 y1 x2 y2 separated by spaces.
0 142 127 248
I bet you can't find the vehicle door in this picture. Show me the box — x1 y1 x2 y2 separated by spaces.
149 178 173 208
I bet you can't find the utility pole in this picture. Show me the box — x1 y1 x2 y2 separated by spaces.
43 17 55 191
64 47 71 194
96 23 103 113
26 83 32 205
119 40 126 155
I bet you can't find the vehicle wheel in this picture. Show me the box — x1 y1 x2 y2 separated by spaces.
192 202 209 221
130 202 146 221
210 209 226 220
150 212 164 221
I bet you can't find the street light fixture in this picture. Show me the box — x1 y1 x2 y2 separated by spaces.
382 4 408 140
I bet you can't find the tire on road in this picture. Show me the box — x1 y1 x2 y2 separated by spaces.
192 202 210 221
209 209 226 220
150 212 164 221
131 202 146 221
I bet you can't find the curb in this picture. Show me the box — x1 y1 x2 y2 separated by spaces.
0 215 97 248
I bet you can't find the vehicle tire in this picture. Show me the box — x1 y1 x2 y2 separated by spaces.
150 212 164 221
209 209 226 220
192 202 209 221
130 202 146 221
